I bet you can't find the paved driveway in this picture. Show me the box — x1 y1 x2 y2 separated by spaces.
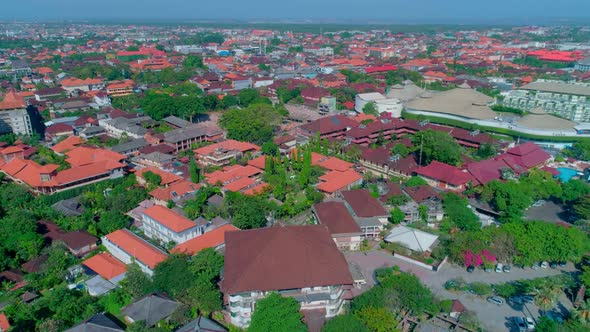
345 251 576 332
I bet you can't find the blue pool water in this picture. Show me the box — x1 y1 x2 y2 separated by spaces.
557 167 578 182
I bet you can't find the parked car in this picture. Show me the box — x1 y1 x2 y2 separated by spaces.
522 295 535 303
495 263 504 273
558 261 567 267
531 263 540 270
509 296 524 305
514 317 527 332
532 200 546 207
550 262 558 269
467 266 475 273
487 296 504 305
484 266 492 272
541 261 549 269
524 316 535 330
503 265 511 273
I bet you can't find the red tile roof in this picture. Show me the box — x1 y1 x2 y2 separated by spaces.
404 185 439 203
247 155 267 170
415 161 473 187
313 201 362 234
300 115 357 136
83 253 127 281
148 180 200 202
0 313 10 331
104 229 167 270
172 224 239 256
51 136 85 153
243 182 269 196
136 166 183 186
194 139 260 156
221 225 353 294
143 205 196 233
222 176 257 192
317 169 362 194
206 165 261 185
341 189 388 217
0 90 26 110
65 147 125 167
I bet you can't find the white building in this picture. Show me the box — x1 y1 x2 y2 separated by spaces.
503 80 590 122
141 205 200 245
102 229 168 276
355 92 403 117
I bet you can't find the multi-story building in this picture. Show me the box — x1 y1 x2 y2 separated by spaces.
0 90 44 136
575 57 590 72
194 140 260 167
102 229 168 276
503 80 590 122
354 92 403 117
141 205 200 245
312 201 363 251
303 47 334 56
221 226 354 328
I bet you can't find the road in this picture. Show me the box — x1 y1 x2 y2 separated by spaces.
345 251 577 332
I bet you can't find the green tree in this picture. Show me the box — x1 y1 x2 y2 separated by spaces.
261 141 279 156
389 207 405 224
183 55 205 69
476 143 497 159
574 195 590 220
219 104 283 145
481 180 532 221
226 193 268 229
441 192 480 231
564 139 590 161
322 314 369 332
413 129 462 166
237 88 260 107
355 307 399 332
189 155 201 183
153 254 195 298
535 316 558 332
248 293 307 332
390 143 410 158
561 179 590 204
362 102 379 116
122 264 154 299
387 194 409 206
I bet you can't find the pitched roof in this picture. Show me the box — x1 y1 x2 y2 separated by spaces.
83 253 127 281
414 161 473 186
384 225 439 252
313 201 362 234
194 139 260 156
148 180 200 202
0 90 26 110
404 185 439 203
136 166 183 186
172 224 239 255
51 136 86 153
300 115 357 135
341 189 388 217
205 165 261 185
0 313 10 331
65 146 126 167
176 316 227 332
317 169 362 194
104 229 167 270
221 225 353 294
122 294 180 327
65 313 124 332
143 205 196 233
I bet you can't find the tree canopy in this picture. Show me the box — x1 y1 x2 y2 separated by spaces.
412 130 462 166
248 293 307 332
219 103 283 145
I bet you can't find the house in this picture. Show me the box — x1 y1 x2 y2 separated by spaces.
82 253 127 284
141 205 200 245
299 114 357 139
136 166 183 187
358 147 419 178
0 90 44 136
312 201 363 251
37 220 98 257
102 229 168 275
106 80 135 97
341 189 388 219
65 313 124 332
194 140 260 167
51 136 85 154
176 316 227 332
414 161 474 192
384 225 439 253
172 224 239 256
111 138 149 156
149 180 200 206
45 123 74 141
221 225 354 328
122 294 180 327
316 169 363 195
402 186 444 224
159 123 224 152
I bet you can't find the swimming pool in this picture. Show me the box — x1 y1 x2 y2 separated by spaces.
557 167 578 182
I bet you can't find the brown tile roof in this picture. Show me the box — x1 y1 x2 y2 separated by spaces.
221 225 353 294
341 189 388 218
404 185 439 203
313 201 362 234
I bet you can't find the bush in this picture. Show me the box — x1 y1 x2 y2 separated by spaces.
494 283 518 298
468 282 493 296
440 299 453 313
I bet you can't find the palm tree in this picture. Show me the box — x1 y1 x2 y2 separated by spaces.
534 282 562 313
571 299 590 324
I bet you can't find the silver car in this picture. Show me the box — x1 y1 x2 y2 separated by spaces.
487 296 504 305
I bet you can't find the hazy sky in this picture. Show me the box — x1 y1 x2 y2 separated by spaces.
4 0 590 23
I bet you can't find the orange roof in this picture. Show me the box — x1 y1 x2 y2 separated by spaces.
51 136 85 153
352 113 377 123
0 158 59 187
317 157 353 172
0 313 9 331
172 224 239 255
243 182 269 196
82 253 127 280
60 77 103 88
317 169 363 194
65 146 125 167
52 159 125 185
0 90 26 110
206 165 261 185
247 155 267 170
0 146 24 155
34 67 54 75
223 176 257 192
149 180 200 202
104 229 167 269
143 205 196 233
136 166 182 186
194 139 260 156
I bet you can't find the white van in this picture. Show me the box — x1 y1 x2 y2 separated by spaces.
495 263 504 273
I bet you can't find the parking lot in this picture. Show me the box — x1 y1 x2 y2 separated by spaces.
345 251 577 332
524 200 571 224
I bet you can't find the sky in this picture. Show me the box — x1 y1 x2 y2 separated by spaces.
3 0 590 23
